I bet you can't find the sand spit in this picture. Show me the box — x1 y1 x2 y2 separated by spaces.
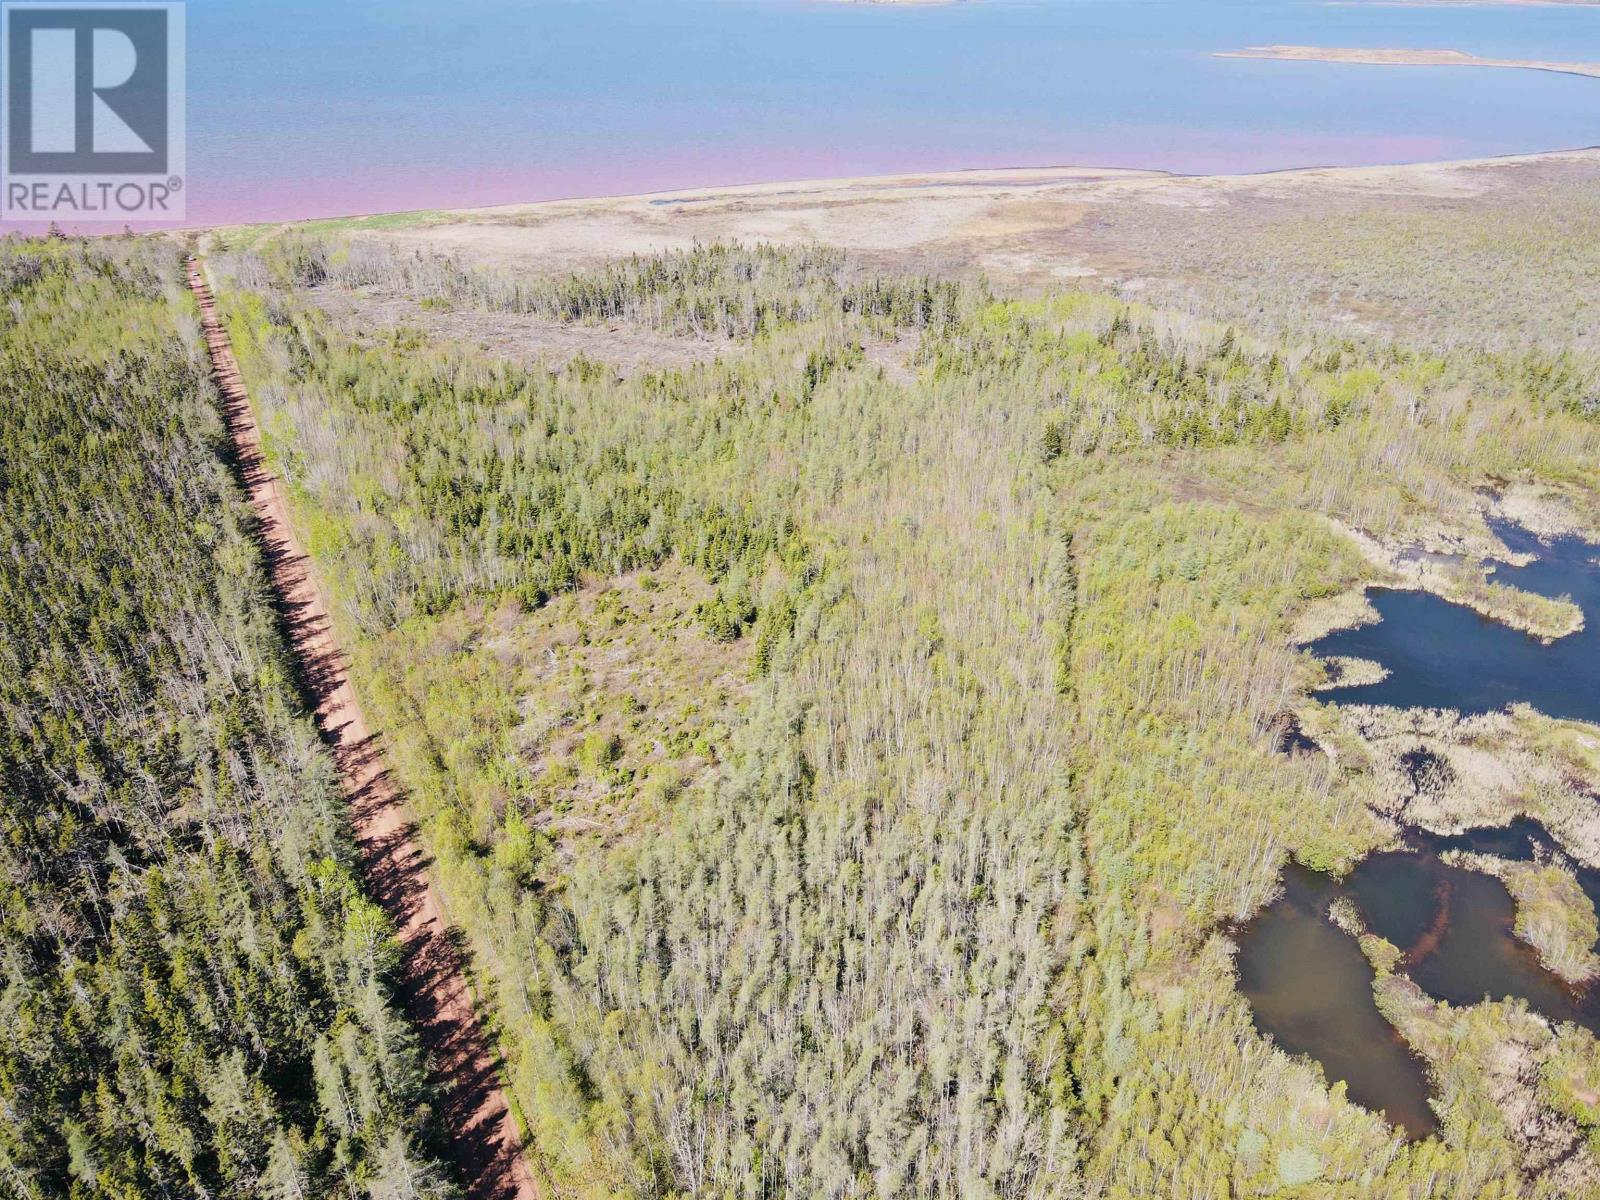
1218 45 1600 81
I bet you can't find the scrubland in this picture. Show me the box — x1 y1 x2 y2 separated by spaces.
190 213 1600 1198
8 149 1600 1198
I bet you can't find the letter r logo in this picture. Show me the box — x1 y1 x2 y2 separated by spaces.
0 2 183 221
5 5 168 173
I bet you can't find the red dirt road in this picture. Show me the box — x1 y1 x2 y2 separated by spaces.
187 258 539 1200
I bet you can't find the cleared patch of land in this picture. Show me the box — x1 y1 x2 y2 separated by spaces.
1217 44 1600 81
309 282 728 375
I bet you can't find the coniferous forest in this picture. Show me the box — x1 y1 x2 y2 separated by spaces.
0 242 453 1199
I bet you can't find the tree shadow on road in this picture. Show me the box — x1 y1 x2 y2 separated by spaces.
191 260 537 1200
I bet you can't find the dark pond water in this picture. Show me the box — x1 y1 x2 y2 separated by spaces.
1349 849 1587 1025
1422 818 1600 902
1238 822 1600 1138
1309 520 1600 720
1416 819 1600 985
1233 864 1440 1139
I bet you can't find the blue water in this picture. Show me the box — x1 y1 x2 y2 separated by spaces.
1311 520 1600 720
175 0 1600 224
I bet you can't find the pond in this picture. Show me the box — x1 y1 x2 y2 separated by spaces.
1348 847 1587 1027
1233 864 1440 1140
1421 817 1600 928
1237 836 1599 1141
1309 521 1600 721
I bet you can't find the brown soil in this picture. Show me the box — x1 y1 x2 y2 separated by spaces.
186 257 539 1200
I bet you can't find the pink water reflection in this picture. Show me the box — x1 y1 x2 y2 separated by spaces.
20 123 1456 236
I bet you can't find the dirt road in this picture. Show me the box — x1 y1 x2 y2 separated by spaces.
186 258 539 1200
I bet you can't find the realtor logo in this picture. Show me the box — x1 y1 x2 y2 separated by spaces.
2 3 185 221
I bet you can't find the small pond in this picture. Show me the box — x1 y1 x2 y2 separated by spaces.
1238 519 1600 1138
1309 519 1600 721
1236 831 1600 1141
1348 845 1587 1026
1233 864 1440 1139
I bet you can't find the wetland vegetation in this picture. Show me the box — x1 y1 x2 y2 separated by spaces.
1236 513 1600 1181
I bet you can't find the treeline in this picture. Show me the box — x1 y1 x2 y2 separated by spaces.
935 299 1599 460
209 239 1513 633
221 289 804 632
258 236 969 339
212 241 945 633
0 241 454 1198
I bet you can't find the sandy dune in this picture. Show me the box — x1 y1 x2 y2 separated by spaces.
277 149 1599 311
204 145 1600 354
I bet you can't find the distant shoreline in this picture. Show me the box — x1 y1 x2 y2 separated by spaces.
191 146 1600 236
1217 45 1600 81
